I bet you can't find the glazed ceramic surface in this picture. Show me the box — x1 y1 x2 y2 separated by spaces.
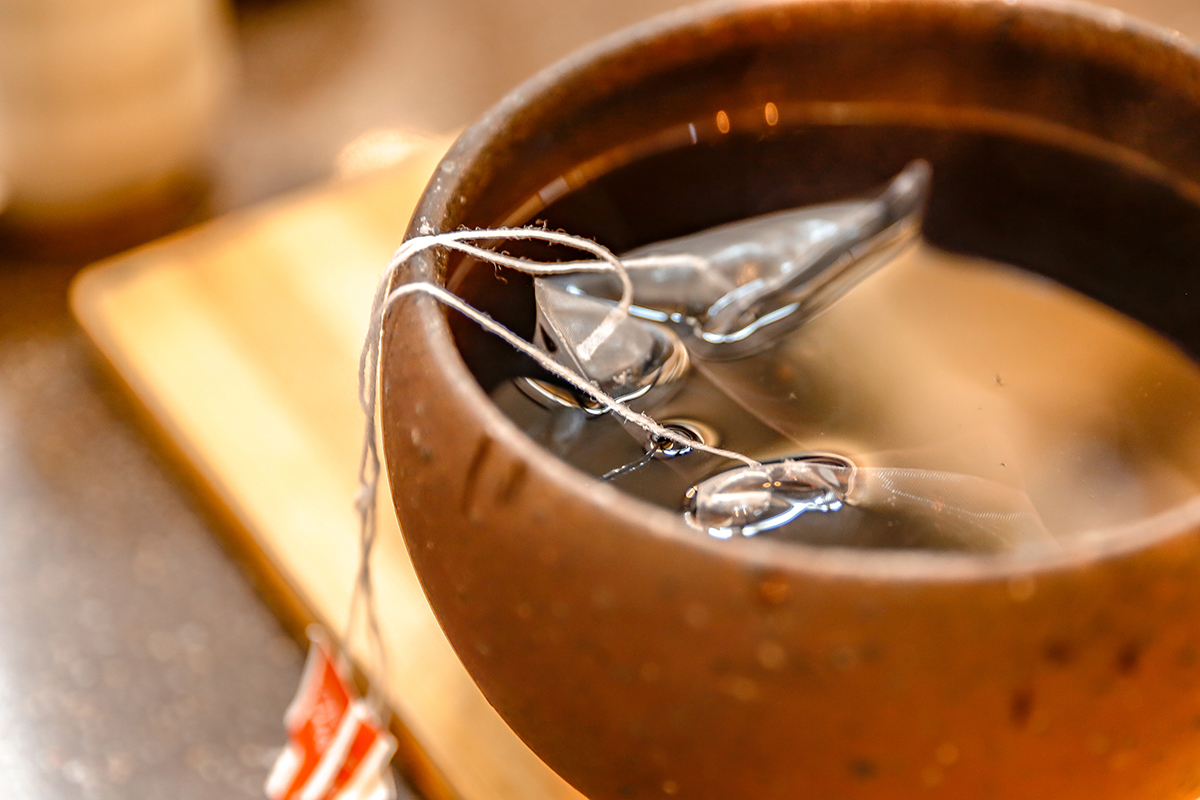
381 2 1200 798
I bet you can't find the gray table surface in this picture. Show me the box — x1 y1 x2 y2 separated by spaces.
1 0 1197 798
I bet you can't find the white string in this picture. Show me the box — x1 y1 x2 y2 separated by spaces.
381 281 759 466
347 227 758 707
621 253 712 272
388 229 635 361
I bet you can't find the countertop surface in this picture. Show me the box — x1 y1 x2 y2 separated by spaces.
1 0 1198 798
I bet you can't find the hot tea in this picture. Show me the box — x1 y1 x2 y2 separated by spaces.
453 123 1200 553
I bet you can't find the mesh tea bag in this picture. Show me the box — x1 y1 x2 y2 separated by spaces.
528 280 688 410
540 160 930 359
516 160 1059 552
683 457 1054 552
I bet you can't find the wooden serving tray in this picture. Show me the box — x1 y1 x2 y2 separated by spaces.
71 142 585 800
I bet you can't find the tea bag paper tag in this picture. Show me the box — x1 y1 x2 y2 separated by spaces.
266 629 397 800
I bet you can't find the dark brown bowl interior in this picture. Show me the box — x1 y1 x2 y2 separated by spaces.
382 2 1200 799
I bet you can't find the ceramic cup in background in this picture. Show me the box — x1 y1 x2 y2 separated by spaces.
0 0 232 254
382 2 1200 799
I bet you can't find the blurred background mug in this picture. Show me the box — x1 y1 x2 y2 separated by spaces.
0 0 232 253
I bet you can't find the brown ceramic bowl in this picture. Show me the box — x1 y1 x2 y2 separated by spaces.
381 2 1200 798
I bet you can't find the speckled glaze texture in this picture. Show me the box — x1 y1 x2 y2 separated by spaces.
381 2 1200 798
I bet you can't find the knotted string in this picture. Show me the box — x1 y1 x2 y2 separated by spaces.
347 227 758 709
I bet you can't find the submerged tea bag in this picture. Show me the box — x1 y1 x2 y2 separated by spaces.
683 458 1054 551
540 160 929 359
517 161 1069 552
367 162 1200 555
524 158 927 430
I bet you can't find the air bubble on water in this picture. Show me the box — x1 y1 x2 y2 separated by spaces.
650 420 715 459
602 421 712 480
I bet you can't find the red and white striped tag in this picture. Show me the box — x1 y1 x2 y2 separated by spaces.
266 632 397 800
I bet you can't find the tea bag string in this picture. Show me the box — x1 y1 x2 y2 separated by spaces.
391 229 636 360
349 227 758 710
382 281 759 466
360 229 760 471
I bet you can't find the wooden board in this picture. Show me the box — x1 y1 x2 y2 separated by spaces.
70 142 586 800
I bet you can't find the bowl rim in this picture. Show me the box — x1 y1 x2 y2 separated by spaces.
388 0 1200 584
